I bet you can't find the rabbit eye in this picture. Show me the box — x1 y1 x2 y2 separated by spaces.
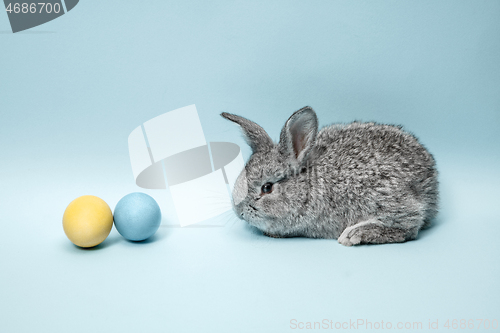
261 182 273 194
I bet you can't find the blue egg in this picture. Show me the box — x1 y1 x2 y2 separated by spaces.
113 193 162 241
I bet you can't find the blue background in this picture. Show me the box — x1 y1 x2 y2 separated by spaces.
1 1 499 332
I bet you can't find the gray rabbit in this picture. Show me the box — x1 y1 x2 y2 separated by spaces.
221 106 438 246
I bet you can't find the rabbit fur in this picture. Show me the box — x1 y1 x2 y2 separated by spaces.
221 106 438 246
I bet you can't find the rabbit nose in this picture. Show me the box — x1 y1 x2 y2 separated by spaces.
232 169 248 205
231 202 245 220
235 209 244 220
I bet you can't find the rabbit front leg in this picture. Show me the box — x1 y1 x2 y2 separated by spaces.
263 232 292 238
338 219 420 246
263 232 283 238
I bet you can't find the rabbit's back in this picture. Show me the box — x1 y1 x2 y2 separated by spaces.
316 122 436 175
311 122 438 232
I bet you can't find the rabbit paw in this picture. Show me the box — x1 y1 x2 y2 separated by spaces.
338 220 415 246
338 224 363 246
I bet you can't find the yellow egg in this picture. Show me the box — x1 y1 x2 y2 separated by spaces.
63 195 113 248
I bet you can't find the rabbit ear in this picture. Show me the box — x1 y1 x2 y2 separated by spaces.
278 106 318 163
221 112 274 152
